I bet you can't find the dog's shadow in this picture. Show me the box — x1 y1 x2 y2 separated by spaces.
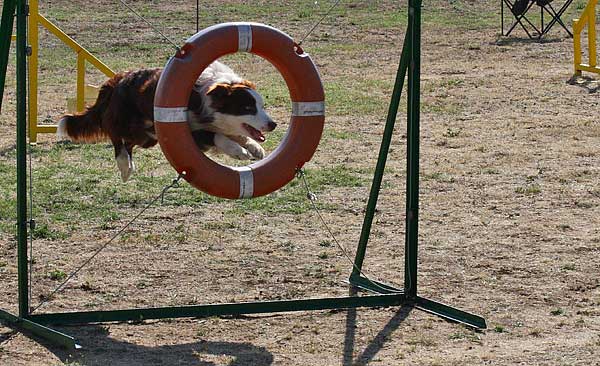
47 324 274 366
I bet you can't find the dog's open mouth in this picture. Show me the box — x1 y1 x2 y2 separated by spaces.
243 123 266 143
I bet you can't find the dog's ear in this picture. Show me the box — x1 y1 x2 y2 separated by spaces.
206 83 233 109
239 80 256 89
206 83 232 97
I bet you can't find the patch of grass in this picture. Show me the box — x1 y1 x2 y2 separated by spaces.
494 325 506 333
483 168 500 175
449 331 482 342
48 269 67 281
32 223 66 240
319 239 332 247
562 263 576 271
442 78 464 88
325 79 393 116
423 171 455 183
574 201 594 209
550 308 564 316
228 165 365 216
203 221 238 230
324 129 359 141
515 184 541 195
278 240 296 253
443 127 463 138
423 100 463 115
406 335 437 347
423 2 497 30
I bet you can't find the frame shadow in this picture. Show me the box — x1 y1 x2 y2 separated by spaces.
343 288 413 366
43 325 274 366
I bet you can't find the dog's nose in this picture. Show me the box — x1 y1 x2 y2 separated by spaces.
267 121 277 131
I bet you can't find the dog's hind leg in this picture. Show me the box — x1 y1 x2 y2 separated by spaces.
124 143 136 180
113 139 134 182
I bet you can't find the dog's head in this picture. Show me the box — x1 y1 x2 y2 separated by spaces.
202 82 277 142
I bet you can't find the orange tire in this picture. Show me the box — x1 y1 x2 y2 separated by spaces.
154 22 325 199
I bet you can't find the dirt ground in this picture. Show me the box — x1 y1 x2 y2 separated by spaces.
1 1 599 365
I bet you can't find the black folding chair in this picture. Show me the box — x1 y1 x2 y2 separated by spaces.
501 0 574 39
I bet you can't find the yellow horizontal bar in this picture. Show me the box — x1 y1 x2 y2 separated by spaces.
573 16 587 33
37 14 115 77
34 125 58 133
575 64 600 74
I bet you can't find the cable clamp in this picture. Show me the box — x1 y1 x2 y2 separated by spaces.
161 171 186 204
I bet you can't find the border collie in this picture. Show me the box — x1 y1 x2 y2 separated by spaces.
57 61 277 182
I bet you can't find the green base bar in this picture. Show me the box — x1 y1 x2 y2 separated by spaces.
30 294 407 325
347 277 486 329
0 309 79 349
416 296 487 329
348 275 404 295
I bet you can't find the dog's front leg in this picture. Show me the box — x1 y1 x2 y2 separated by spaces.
227 135 265 160
214 134 253 160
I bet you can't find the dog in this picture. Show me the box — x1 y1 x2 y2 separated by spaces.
57 61 277 182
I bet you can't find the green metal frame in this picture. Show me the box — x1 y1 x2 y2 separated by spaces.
0 0 485 349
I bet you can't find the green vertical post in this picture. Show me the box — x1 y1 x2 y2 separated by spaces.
16 0 29 317
0 0 17 112
404 0 421 298
351 25 411 279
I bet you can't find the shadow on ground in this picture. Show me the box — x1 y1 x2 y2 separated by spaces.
343 288 413 366
13 288 416 365
567 75 599 93
46 325 274 366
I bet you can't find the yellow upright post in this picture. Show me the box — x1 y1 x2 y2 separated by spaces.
18 0 115 142
588 6 597 68
28 0 39 142
76 53 86 112
573 17 582 75
573 0 599 76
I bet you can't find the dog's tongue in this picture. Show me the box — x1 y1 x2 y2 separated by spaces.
244 124 266 143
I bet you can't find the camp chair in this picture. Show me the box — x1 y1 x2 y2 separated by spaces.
501 0 574 39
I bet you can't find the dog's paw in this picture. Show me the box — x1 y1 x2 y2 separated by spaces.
231 148 253 161
116 149 135 182
245 141 265 160
120 167 133 182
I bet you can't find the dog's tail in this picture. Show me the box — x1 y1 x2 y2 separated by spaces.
57 76 121 142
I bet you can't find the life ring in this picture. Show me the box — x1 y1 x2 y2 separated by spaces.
153 22 325 199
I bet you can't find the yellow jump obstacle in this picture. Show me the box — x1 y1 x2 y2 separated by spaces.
573 0 599 76
13 0 114 142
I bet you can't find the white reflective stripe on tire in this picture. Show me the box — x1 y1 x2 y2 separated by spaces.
237 23 252 52
234 166 254 198
154 107 187 123
292 101 325 117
